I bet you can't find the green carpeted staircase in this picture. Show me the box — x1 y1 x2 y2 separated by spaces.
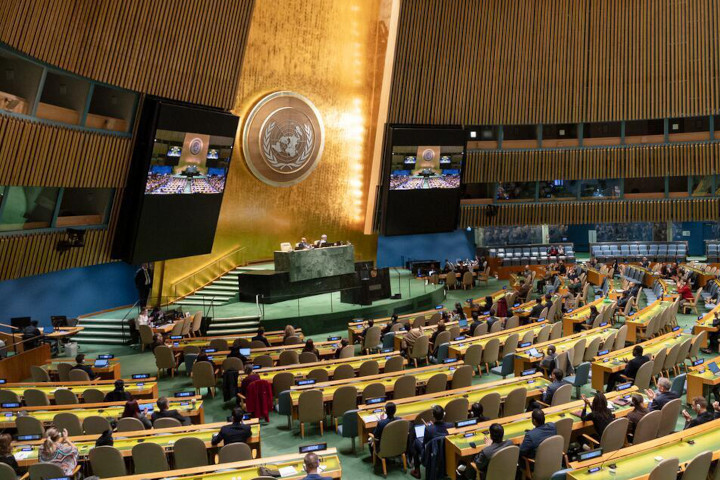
75 316 132 345
173 268 244 307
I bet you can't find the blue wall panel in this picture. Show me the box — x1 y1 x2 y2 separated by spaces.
0 262 137 326
377 230 476 269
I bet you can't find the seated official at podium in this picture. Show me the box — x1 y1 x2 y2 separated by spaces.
296 237 313 250
315 234 329 248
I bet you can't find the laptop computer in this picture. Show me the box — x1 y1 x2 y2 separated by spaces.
414 424 426 439
93 359 109 368
458 318 468 328
239 348 251 356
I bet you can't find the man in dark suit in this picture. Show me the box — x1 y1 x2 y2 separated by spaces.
211 407 252 445
151 397 190 425
104 379 132 402
682 396 720 429
469 312 483 336
606 345 650 392
251 327 271 347
315 234 329 248
410 405 451 478
528 298 545 320
134 264 152 308
474 423 513 476
73 353 96 380
21 321 43 349
300 452 331 480
528 368 564 410
646 377 679 411
371 402 397 453
360 319 375 341
519 409 557 460
702 311 720 354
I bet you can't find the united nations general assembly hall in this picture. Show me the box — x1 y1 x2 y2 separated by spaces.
0 1 720 479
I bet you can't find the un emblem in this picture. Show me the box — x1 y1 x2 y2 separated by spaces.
243 91 325 186
189 137 203 156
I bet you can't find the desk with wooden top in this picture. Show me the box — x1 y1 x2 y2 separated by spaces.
511 295 559 318
655 278 679 298
0 397 204 428
287 362 464 418
43 357 121 380
625 300 672 343
562 297 608 336
586 268 606 286
0 327 84 354
444 388 638 477
174 340 342 364
170 330 305 349
513 326 616 376
681 264 717 287
347 309 439 344
356 374 550 440
567 419 720 480
693 303 720 347
239 351 405 385
392 321 461 350
11 420 261 466
447 321 549 359
119 449 342 480
686 354 720 403
0 378 158 401
591 331 692 391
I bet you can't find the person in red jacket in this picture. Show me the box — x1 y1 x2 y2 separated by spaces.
496 296 508 318
677 281 695 303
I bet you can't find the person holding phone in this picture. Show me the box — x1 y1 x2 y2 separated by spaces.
682 396 719 429
38 427 78 475
473 423 512 477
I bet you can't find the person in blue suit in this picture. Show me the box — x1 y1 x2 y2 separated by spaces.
410 405 452 478
300 452 331 480
519 409 557 461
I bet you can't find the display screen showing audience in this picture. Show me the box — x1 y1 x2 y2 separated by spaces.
380 126 465 236
388 146 463 190
112 98 239 263
144 130 233 195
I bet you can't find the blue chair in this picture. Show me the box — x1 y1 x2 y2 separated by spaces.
431 343 449 364
381 332 395 350
563 362 591 398
336 409 359 453
276 390 293 428
183 353 198 376
671 373 686 397
490 353 514 378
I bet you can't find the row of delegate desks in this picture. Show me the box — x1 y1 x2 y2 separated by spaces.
173 340 343 366
0 397 204 428
0 378 159 402
567 419 720 479
11 419 262 466
585 267 607 286
625 300 673 343
355 373 550 440
287 362 464 419
443 387 639 477
43 357 122 380
562 297 609 336
347 288 509 343
693 302 720 347
448 321 550 359
119 449 342 480
513 326 616 376
170 329 305 349
591 331 692 391
686 354 720 403
681 263 717 287
241 351 405 384
391 321 461 350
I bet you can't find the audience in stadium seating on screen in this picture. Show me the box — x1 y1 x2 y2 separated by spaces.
252 327 271 347
151 397 190 425
122 400 152 429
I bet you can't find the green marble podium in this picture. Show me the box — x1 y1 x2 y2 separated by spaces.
274 245 355 282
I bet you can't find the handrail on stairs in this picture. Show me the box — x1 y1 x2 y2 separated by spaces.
169 246 247 300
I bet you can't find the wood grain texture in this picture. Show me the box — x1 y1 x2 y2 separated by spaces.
389 0 720 124
459 198 720 227
464 142 720 183
0 0 255 110
0 344 50 383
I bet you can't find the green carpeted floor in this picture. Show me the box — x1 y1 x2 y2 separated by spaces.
72 276 711 479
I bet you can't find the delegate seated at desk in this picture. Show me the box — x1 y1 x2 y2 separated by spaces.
315 234 329 248
296 237 313 250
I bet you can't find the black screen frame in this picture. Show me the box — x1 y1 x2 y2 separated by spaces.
379 124 466 236
112 97 239 264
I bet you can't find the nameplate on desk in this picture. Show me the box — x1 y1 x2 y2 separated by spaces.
243 413 253 420
588 467 602 474
443 358 459 364
672 326 680 331
170 335 183 340
693 358 705 366
203 348 217 353
519 342 532 348
252 365 262 370
327 336 341 341
296 379 316 386
381 348 393 353
97 354 114 360
521 369 536 376
597 349 609 356
538 317 545 322
454 336 466 341
435 305 444 310
578 448 603 461
0 379 6 385
514 303 520 307
174 391 194 398
455 418 478 428
366 397 385 405
599 322 608 327
698 315 705 320
15 434 41 441
566 309 573 313
616 382 632 391
299 443 327 454
132 374 151 379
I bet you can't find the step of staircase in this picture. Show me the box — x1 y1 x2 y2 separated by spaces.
206 315 261 335
174 268 243 307
75 317 131 345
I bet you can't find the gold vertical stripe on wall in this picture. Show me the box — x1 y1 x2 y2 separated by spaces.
0 116 132 187
0 0 255 110
459 198 720 227
463 142 720 183
389 0 720 124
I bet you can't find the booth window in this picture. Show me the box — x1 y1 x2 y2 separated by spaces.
0 50 44 115
56 188 113 227
497 182 536 201
0 186 60 232
36 71 91 125
690 176 713 197
86 85 135 133
539 180 579 200
580 179 620 199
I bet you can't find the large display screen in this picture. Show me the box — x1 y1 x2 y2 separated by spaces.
112 98 239 264
380 126 465 236
145 130 233 195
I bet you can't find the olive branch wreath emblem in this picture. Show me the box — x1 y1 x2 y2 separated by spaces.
261 121 314 171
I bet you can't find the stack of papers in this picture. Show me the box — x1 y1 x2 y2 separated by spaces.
279 466 298 477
